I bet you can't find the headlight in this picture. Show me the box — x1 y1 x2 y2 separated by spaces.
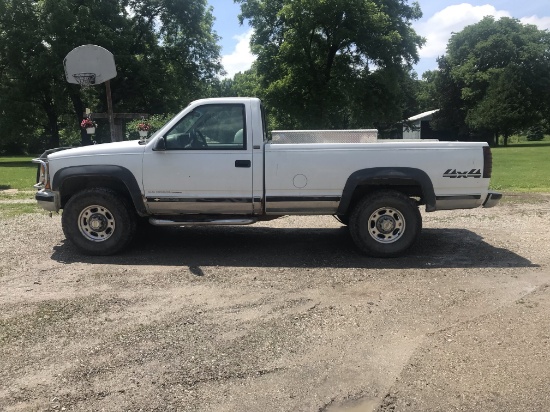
32 159 50 189
38 164 46 184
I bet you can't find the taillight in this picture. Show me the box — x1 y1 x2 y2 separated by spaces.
483 146 492 178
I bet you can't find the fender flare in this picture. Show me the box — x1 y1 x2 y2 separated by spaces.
337 167 436 214
52 165 147 216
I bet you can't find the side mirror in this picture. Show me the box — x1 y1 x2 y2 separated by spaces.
153 136 166 151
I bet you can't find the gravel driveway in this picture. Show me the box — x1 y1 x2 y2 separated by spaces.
1 193 549 411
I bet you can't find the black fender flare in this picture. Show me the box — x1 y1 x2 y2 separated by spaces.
337 167 436 215
52 165 147 216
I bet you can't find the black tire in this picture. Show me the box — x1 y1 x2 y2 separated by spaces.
62 188 136 256
349 190 421 257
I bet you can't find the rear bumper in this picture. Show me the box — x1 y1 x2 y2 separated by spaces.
35 190 60 212
482 191 502 208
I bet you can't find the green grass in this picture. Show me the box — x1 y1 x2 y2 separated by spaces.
0 203 44 219
490 139 550 192
0 156 37 190
0 156 44 218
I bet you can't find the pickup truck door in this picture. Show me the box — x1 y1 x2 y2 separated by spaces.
142 103 254 215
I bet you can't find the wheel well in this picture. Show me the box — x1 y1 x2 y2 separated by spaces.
60 177 132 209
346 184 423 215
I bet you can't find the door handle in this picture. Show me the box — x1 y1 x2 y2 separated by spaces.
235 160 251 168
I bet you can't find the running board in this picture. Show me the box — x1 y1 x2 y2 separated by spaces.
149 217 257 227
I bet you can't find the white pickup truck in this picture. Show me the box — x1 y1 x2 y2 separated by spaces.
33 97 501 257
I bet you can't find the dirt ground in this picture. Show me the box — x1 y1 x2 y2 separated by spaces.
1 193 549 412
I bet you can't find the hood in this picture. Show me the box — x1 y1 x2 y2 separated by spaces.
48 140 145 160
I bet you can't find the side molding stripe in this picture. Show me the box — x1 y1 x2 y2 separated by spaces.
436 195 481 200
146 197 253 203
267 196 341 202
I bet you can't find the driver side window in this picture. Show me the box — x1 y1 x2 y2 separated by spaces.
164 104 246 150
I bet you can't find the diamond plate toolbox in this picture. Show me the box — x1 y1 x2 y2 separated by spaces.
270 129 378 144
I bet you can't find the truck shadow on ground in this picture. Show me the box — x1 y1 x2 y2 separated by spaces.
51 224 536 270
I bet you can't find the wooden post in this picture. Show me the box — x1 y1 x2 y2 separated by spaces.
105 80 117 142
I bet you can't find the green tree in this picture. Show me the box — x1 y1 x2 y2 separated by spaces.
208 67 262 99
416 70 438 113
235 0 424 129
429 17 550 146
0 0 222 154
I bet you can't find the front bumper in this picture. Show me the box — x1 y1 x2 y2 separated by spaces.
482 191 502 208
35 190 60 212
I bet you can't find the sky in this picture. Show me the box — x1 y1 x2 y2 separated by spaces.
208 0 550 78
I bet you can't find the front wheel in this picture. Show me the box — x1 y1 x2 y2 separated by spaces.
62 188 136 255
349 190 422 257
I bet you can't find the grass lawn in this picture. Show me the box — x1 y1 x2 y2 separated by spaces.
0 156 41 219
490 139 550 192
0 156 36 191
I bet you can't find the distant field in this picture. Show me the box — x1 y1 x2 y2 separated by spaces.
490 139 550 192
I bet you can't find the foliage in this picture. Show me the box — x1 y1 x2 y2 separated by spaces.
416 70 439 113
425 17 550 146
126 114 174 140
235 0 424 130
0 0 222 155
526 125 545 142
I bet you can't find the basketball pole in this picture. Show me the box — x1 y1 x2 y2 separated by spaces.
105 80 117 142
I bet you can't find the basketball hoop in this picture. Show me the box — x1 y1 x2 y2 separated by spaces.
64 45 118 141
73 73 96 89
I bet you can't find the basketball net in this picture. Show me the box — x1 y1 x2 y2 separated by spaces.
73 73 96 89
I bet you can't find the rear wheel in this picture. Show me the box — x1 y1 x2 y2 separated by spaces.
349 190 421 257
62 188 136 255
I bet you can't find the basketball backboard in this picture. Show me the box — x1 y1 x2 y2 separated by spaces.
64 45 117 86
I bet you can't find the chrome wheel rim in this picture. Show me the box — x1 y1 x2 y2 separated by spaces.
368 207 406 244
78 205 116 242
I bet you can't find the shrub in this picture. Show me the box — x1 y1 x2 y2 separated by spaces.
526 125 545 141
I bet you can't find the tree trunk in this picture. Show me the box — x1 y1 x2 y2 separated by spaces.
40 88 59 149
46 116 60 149
41 95 60 149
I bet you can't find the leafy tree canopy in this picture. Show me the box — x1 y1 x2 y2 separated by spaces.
0 0 222 153
427 17 550 145
235 0 424 129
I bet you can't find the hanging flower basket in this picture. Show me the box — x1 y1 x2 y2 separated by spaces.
81 118 97 135
137 122 150 139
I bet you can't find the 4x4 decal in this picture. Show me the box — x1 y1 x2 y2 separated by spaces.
443 169 482 178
